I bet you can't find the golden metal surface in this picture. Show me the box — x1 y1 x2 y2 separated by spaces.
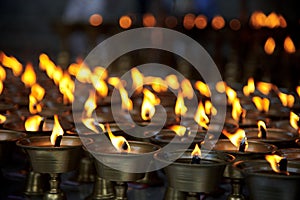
24 171 47 196
86 176 115 200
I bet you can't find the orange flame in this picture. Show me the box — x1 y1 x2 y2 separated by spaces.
144 76 168 93
0 81 3 95
211 15 225 30
59 72 74 104
252 96 270 112
225 86 237 105
195 81 211 98
131 68 144 94
297 86 300 98
52 66 63 86
91 76 108 98
215 81 226 93
278 91 294 108
29 94 42 114
256 81 273 95
265 12 280 28
0 52 23 76
290 111 299 131
265 155 289 175
119 15 132 29
21 63 36 87
82 117 105 133
165 74 180 90
39 53 57 79
141 88 160 121
106 124 131 152
223 129 248 150
264 37 276 55
243 77 255 96
0 65 6 81
284 36 296 54
84 91 97 118
232 98 245 122
0 114 6 124
175 91 187 117
119 86 133 111
257 120 267 138
31 83 45 102
191 144 201 157
169 125 189 137
204 100 217 116
25 115 43 131
50 115 64 145
76 63 92 83
181 79 194 100
194 101 209 129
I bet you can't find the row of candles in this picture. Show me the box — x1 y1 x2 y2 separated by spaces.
0 51 300 200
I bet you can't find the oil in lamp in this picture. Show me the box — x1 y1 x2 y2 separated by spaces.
16 115 86 200
245 120 298 148
234 154 300 200
214 128 278 200
154 144 235 199
86 124 161 200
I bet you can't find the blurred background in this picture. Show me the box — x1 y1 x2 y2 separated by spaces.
0 0 299 89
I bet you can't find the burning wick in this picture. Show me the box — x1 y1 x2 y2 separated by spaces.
54 135 62 147
239 137 247 152
259 125 267 139
279 157 288 172
38 118 45 132
257 120 267 139
191 144 201 164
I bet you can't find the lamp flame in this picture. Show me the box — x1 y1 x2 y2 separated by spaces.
265 155 289 175
232 98 245 122
50 115 64 146
82 117 105 133
252 96 270 112
204 100 217 116
194 101 209 129
284 36 296 54
278 91 294 108
175 91 187 117
195 81 211 98
191 144 201 157
0 51 23 76
225 86 237 105
106 124 131 153
165 74 180 90
141 88 160 121
290 111 299 131
25 115 43 131
243 77 255 96
257 120 267 138
169 125 189 137
181 79 194 100
0 114 6 124
84 91 97 118
131 68 144 94
21 63 36 87
223 129 248 151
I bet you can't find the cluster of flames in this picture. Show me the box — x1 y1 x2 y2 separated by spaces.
0 52 298 169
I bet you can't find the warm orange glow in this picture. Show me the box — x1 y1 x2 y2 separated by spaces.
243 77 255 96
215 81 226 93
76 64 92 83
0 52 23 76
232 98 245 122
265 155 289 175
84 91 97 118
204 100 217 116
106 124 131 153
223 129 248 150
257 120 267 138
165 74 180 90
194 81 211 98
31 83 45 102
165 16 178 28
89 14 103 26
278 91 294 108
297 86 300 98
264 37 276 55
278 15 287 28
82 117 105 133
175 91 187 117
265 12 280 28
50 115 64 145
59 72 74 104
119 86 133 111
284 36 296 54
21 63 36 87
108 77 121 88
229 19 241 31
0 65 6 81
191 144 201 157
119 15 132 29
290 111 299 131
67 58 84 77
211 15 225 30
39 53 56 78
29 94 42 114
256 81 273 95
131 68 144 94
0 81 3 95
91 77 108 98
141 88 160 121
252 96 270 112
52 66 63 86
0 114 6 124
25 115 43 131
146 77 168 93
250 11 267 29
143 13 156 27
169 125 189 137
225 86 237 105
183 13 195 30
195 15 207 29
181 79 193 100
194 101 209 129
